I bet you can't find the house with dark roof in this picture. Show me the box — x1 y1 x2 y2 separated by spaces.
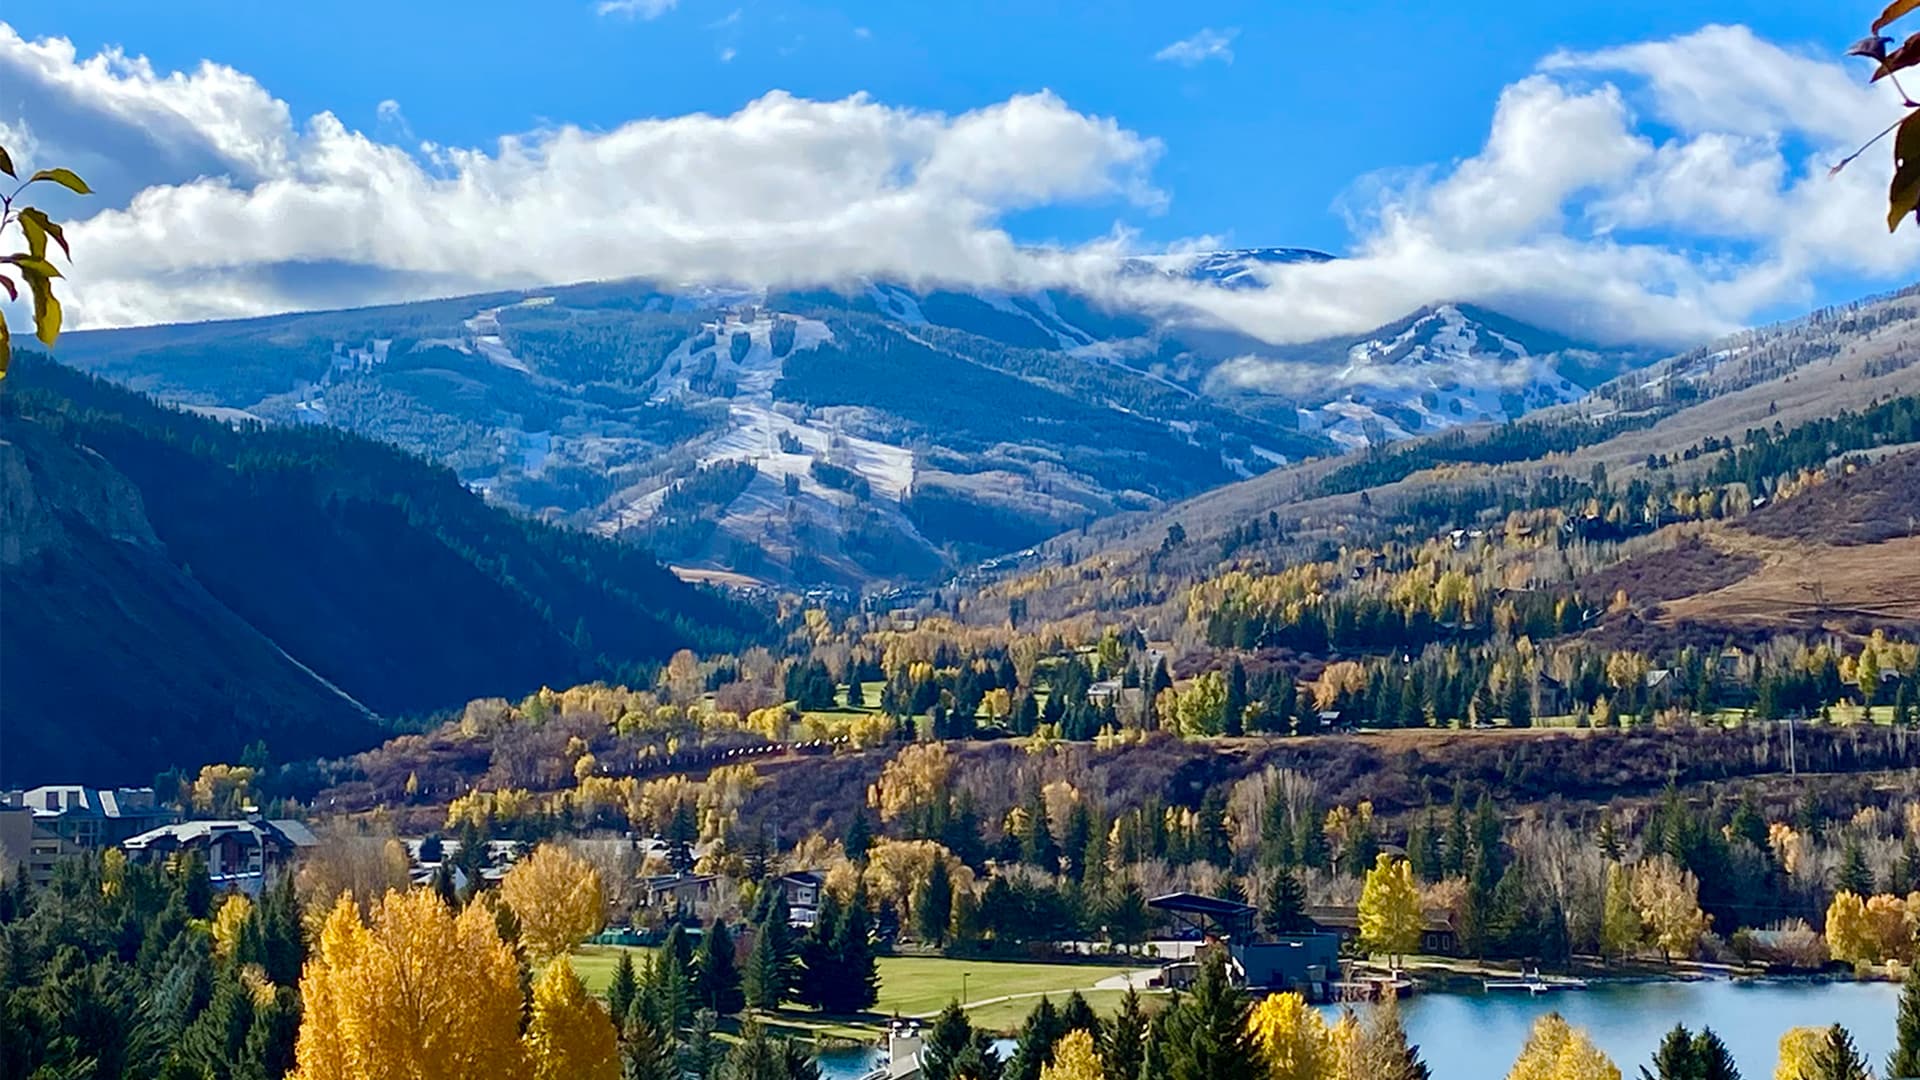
122 818 319 897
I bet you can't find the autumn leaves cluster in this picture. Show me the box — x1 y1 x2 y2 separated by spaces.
290 844 616 1080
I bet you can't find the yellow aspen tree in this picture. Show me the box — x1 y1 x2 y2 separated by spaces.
1038 1029 1103 1080
1824 891 1873 965
1599 863 1643 961
1506 1013 1621 1080
1358 854 1423 968
500 844 607 963
1774 1026 1826 1080
293 889 530 1080
1247 992 1333 1080
212 893 255 964
1629 856 1708 963
526 958 619 1080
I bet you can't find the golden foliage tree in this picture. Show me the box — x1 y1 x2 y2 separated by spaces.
1037 1028 1103 1080
1599 863 1643 961
1358 854 1423 968
527 958 620 1080
1247 992 1333 1080
1774 1026 1826 1080
500 844 607 963
1506 1013 1621 1080
1630 856 1708 963
870 742 952 823
212 893 256 964
293 889 530 1080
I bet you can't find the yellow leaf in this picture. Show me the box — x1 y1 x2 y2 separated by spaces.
1892 112 1920 233
28 167 91 195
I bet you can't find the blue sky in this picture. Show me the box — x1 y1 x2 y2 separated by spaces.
0 3 1911 341
9 1 1862 253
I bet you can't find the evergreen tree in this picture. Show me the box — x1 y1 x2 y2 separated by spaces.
745 906 797 1011
1838 840 1875 898
1407 810 1443 884
695 918 745 1016
1261 869 1311 937
1809 1025 1871 1080
1158 951 1260 1080
831 883 881 1014
1100 987 1149 1080
1060 991 1098 1038
1890 964 1920 1080
917 858 955 946
922 1001 1004 1080
719 1020 822 1080
607 950 641 1025
1006 996 1064 1080
845 812 874 865
620 1012 679 1080
1224 660 1249 737
1021 788 1061 872
799 889 843 1011
666 804 699 874
1690 1029 1740 1080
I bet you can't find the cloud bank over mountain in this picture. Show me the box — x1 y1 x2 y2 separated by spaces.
1 21 1913 345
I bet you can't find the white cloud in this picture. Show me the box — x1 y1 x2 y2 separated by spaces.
1154 28 1237 67
595 0 677 18
4 21 1918 348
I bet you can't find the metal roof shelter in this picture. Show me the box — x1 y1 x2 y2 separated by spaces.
1148 891 1257 940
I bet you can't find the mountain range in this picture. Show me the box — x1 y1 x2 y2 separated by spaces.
46 251 1647 589
0 357 765 785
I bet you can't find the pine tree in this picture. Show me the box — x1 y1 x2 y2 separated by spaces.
1640 1024 1699 1080
1059 991 1097 1038
1224 660 1249 737
1100 987 1149 1080
799 889 843 1011
1690 1028 1739 1080
746 908 797 1012
1021 788 1061 872
1838 840 1875 899
845 812 874 864
1158 951 1260 1080
831 883 880 1014
607 950 641 1025
695 918 745 1016
1890 964 1920 1080
921 999 983 1076
1262 869 1310 938
1810 1025 1871 1080
1007 996 1064 1080
619 1012 678 1080
917 858 955 946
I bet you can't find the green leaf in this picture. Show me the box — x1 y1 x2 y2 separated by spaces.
1892 112 1920 232
17 209 68 260
1878 0 1920 34
0 144 12 179
27 168 92 195
1873 32 1920 81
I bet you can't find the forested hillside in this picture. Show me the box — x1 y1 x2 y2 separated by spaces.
0 357 767 785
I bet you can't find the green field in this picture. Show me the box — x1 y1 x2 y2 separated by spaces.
571 946 1146 1032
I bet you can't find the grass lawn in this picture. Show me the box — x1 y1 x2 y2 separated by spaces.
571 946 1143 1033
572 944 655 994
869 956 1127 1018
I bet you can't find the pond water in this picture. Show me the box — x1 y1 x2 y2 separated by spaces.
814 978 1900 1079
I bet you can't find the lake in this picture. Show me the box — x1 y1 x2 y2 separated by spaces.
815 978 1901 1079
